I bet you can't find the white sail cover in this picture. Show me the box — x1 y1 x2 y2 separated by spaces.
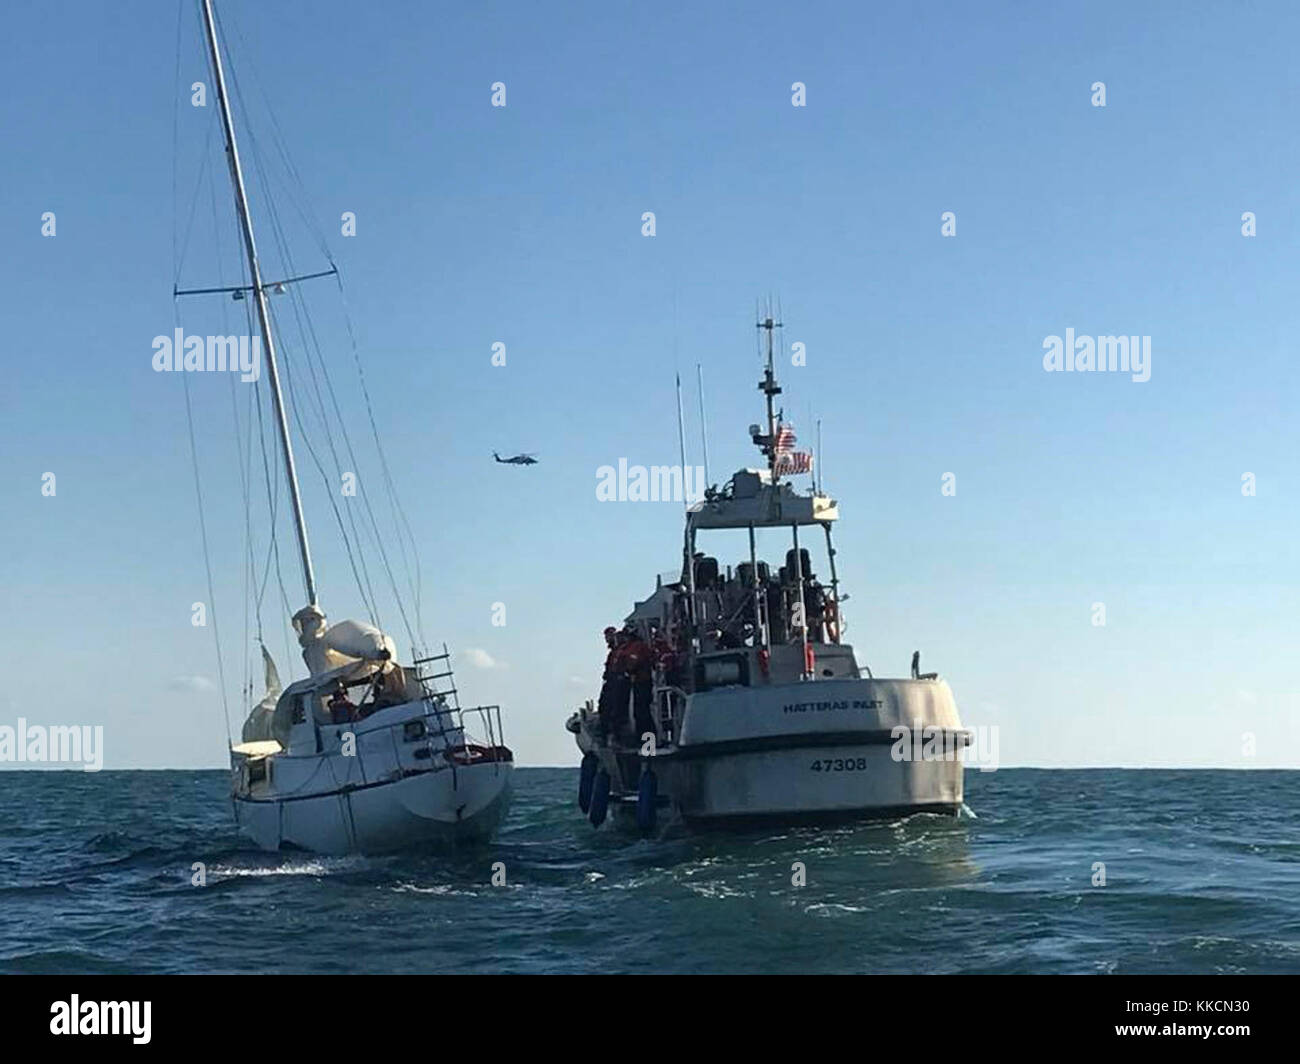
240 644 282 743
293 605 397 676
325 619 398 662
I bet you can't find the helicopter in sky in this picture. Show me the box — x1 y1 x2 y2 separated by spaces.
493 452 538 465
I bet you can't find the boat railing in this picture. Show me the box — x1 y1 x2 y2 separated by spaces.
653 685 688 745
343 701 509 793
412 644 460 707
454 703 506 752
411 649 507 745
409 646 508 777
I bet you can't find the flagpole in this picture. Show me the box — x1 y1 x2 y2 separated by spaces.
816 417 823 494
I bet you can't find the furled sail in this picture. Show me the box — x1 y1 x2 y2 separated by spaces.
240 643 283 743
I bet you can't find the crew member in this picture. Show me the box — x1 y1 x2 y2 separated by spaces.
327 682 355 724
596 626 622 736
650 625 674 679
621 624 655 740
806 578 827 643
366 663 406 717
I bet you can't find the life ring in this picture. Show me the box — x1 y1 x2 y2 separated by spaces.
444 743 512 766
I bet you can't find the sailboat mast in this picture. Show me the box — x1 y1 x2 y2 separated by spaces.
200 0 318 608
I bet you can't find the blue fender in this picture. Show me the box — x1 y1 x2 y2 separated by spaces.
636 765 657 833
589 769 611 827
578 752 598 813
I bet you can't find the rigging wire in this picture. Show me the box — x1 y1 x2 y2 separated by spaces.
231 371 256 706
223 13 335 265
334 271 427 647
220 11 422 650
217 7 383 631
261 250 384 626
178 308 235 749
181 0 433 695
248 161 413 644
252 365 300 671
217 10 428 647
201 110 257 717
174 0 233 748
170 2 182 281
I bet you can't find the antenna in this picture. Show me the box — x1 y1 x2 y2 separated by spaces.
696 363 710 488
675 372 689 513
756 303 783 483
816 418 823 494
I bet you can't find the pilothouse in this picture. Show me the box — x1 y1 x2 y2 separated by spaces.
567 314 969 829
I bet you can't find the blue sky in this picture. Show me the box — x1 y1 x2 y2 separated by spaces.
2 0 1298 768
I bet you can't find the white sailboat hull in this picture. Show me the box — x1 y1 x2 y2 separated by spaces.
233 762 512 854
232 698 512 854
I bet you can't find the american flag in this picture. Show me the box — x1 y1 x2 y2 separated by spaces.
775 422 797 453
775 451 813 475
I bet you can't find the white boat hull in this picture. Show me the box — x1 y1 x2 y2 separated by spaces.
234 762 512 854
232 697 513 854
574 674 966 828
649 743 960 824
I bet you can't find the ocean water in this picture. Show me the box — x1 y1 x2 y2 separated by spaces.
2 768 1297 974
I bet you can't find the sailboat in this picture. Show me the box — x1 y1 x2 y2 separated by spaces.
187 0 512 853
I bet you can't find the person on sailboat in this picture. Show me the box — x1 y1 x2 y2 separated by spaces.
367 662 409 715
328 682 356 725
